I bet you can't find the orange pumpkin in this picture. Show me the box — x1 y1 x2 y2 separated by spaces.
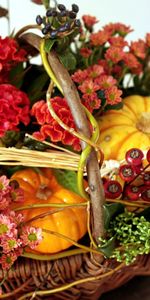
11 168 87 254
98 95 150 161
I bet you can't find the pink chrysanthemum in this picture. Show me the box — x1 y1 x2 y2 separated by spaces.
71 69 89 84
130 39 147 59
146 33 150 47
79 79 100 94
0 251 18 270
105 86 122 105
87 64 104 79
105 46 124 64
95 75 117 89
1 236 22 253
90 30 109 46
82 15 98 29
80 47 92 58
82 93 101 112
20 226 43 249
0 213 16 237
108 36 128 48
123 53 142 73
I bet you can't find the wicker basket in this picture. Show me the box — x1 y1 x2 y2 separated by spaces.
0 32 150 300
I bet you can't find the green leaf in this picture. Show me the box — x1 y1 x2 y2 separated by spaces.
9 63 24 88
1 131 24 147
44 39 56 53
58 50 77 71
99 236 116 257
26 72 49 104
7 166 25 177
105 102 123 111
54 170 80 195
104 203 125 230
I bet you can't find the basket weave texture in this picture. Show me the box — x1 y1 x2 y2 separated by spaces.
1 253 150 299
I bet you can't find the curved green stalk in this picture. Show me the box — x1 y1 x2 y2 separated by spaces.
40 40 63 94
77 107 100 199
14 202 88 212
22 248 88 261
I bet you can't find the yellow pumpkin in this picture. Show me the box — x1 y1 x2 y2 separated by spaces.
98 95 150 161
11 168 87 254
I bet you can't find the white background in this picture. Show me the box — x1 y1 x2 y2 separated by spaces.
0 0 150 41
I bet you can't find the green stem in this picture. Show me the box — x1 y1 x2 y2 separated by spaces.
22 248 88 261
40 40 63 93
14 202 88 212
77 107 100 199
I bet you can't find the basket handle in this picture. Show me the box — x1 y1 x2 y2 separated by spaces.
19 32 105 244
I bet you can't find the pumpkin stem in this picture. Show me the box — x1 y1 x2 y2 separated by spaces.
136 112 150 134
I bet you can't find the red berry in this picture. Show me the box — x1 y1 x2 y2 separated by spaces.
143 171 150 186
133 163 143 175
104 180 122 199
125 148 144 166
146 149 150 163
124 185 141 201
119 164 136 182
141 186 150 201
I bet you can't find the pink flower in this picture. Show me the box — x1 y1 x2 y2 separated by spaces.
90 30 109 46
95 75 117 89
108 36 128 48
79 79 99 94
0 213 16 237
0 176 10 194
105 86 122 105
123 53 142 72
146 33 150 47
0 176 11 209
87 64 104 79
80 47 92 58
130 39 147 59
105 46 124 63
71 69 89 84
0 251 18 270
1 236 22 253
82 15 98 29
82 93 101 112
20 226 43 249
10 187 24 203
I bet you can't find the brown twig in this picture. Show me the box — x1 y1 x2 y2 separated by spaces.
19 32 105 244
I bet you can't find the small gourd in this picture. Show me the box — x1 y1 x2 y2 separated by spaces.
98 95 150 160
11 168 87 254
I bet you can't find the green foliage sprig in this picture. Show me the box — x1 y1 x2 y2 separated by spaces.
99 211 150 265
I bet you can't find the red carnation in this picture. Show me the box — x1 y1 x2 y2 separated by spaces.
0 84 30 137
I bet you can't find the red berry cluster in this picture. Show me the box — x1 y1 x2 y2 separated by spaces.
103 148 150 201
